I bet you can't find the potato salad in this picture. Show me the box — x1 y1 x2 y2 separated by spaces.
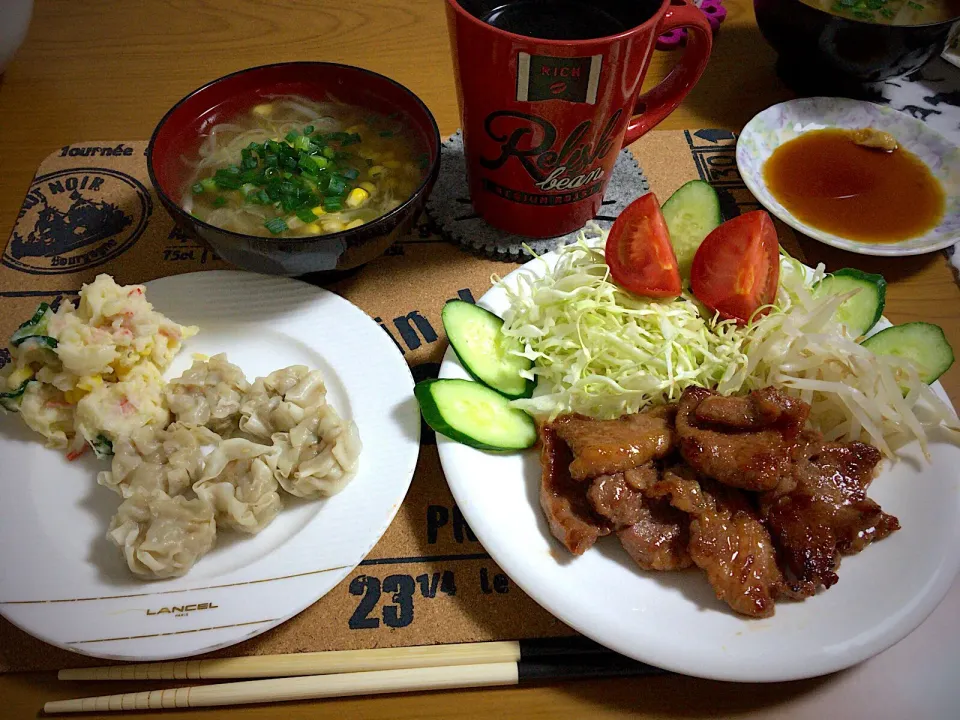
0 274 196 458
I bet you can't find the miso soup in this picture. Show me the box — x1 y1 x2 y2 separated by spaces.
800 0 960 25
183 96 428 238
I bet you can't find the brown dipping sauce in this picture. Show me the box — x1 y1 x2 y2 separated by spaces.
763 128 945 244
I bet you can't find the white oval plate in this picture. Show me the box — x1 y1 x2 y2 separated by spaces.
737 97 960 256
0 271 420 661
438 254 960 682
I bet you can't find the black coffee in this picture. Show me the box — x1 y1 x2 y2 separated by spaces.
460 0 657 40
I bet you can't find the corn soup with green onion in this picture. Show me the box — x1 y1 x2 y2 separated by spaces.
182 96 428 238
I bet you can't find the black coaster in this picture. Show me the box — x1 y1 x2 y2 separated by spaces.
426 130 649 261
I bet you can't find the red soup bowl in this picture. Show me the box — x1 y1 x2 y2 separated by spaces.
147 62 440 276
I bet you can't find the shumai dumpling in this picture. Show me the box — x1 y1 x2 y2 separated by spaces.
193 438 283 534
238 366 327 439
107 488 216 579
272 403 362 498
98 422 221 498
165 354 249 436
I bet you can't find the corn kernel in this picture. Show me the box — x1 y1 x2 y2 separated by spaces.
346 187 370 209
322 220 347 233
76 375 103 392
252 104 273 117
305 223 321 234
345 124 364 135
65 388 87 405
359 181 377 196
368 165 386 178
383 160 402 169
191 353 210 362
311 205 326 216
345 218 366 229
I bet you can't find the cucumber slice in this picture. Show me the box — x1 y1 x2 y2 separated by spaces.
10 302 52 346
16 335 58 351
0 379 31 413
814 268 886 337
441 300 535 399
661 180 723 278
91 434 114 459
415 378 537 451
861 322 954 384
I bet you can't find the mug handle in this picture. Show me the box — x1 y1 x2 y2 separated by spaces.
621 1 713 146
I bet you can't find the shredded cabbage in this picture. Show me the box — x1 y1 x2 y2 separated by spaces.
496 224 958 458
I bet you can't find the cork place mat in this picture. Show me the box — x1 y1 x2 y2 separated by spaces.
0 129 801 672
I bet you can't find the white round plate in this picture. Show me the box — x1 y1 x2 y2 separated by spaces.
0 271 420 661
737 97 960 256
438 253 960 682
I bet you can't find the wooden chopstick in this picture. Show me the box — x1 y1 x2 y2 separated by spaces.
58 638 614 681
46 657 661 713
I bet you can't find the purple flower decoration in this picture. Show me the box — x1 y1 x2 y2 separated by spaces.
656 0 727 51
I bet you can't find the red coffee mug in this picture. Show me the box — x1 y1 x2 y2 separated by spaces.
446 0 713 238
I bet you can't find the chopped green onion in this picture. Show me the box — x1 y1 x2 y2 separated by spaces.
296 208 318 223
379 130 394 138
214 176 242 190
328 176 347 195
321 146 337 160
285 130 300 144
191 182 205 194
213 196 228 208
341 167 360 180
264 217 288 235
341 133 361 146
303 125 314 135
322 198 343 212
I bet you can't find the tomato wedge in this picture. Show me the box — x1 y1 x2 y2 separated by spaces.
690 210 780 324
605 193 682 299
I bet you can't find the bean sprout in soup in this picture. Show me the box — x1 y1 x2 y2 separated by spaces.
182 96 428 238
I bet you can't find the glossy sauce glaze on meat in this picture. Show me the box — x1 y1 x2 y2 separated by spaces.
539 423 610 555
761 441 898 593
538 386 899 618
552 406 676 481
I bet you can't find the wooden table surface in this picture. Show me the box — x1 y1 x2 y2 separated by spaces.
2 1 958 718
